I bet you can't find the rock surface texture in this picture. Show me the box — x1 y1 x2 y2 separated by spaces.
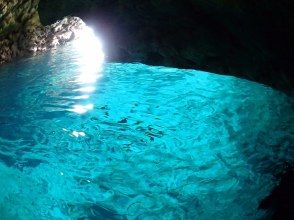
0 0 41 64
22 16 86 53
39 0 294 92
0 0 85 65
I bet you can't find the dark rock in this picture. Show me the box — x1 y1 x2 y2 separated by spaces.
0 1 87 65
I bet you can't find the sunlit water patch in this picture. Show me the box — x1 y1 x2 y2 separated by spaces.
0 44 293 219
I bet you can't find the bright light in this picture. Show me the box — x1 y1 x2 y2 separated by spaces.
69 25 105 115
74 73 103 84
69 104 94 114
74 26 105 78
72 131 86 138
75 86 96 93
73 95 90 100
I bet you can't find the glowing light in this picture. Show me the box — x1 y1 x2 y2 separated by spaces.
69 26 105 114
70 104 94 114
74 26 105 77
74 73 103 84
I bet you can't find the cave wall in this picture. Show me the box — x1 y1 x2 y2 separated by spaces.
0 0 293 92
38 0 294 92
0 0 88 65
0 0 41 64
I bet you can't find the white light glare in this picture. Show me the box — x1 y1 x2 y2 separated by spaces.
69 26 105 115
74 26 105 76
69 104 94 114
75 86 96 93
72 131 86 138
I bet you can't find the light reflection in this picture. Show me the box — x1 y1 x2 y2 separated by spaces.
73 95 90 100
75 86 96 93
70 104 94 114
74 26 105 77
72 131 86 138
74 73 103 84
69 25 105 114
62 128 87 139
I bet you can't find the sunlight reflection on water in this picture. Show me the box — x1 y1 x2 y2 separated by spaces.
70 26 105 114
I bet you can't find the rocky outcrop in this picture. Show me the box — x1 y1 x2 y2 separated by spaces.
39 0 294 92
20 16 86 54
0 0 41 64
0 0 85 65
0 0 40 33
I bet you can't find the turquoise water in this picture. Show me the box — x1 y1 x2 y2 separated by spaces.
0 44 293 220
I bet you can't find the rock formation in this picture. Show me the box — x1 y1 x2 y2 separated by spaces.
20 16 86 53
0 0 86 65
0 0 41 64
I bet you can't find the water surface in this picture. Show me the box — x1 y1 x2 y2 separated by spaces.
0 44 293 219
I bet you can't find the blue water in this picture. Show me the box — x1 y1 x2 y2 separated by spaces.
0 44 293 220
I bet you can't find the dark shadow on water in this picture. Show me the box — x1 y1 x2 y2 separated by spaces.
77 204 127 220
0 154 44 171
259 163 294 220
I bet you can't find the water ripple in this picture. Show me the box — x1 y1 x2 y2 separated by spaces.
0 44 293 219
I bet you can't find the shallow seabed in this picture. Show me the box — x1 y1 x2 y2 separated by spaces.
0 44 293 219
